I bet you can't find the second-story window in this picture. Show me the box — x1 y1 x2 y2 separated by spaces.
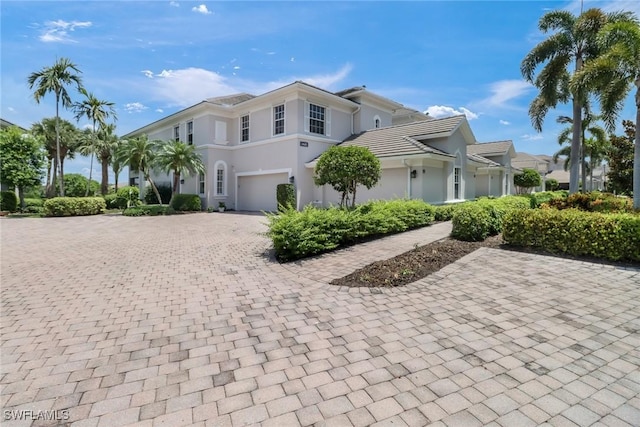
174 125 180 142
309 104 325 135
273 104 285 135
241 115 249 142
187 121 193 144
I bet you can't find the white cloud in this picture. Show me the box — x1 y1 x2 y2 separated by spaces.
424 105 479 120
479 80 532 109
143 64 353 107
169 1 179 7
125 102 148 113
233 66 240 70
8 107 14 112
499 120 511 125
192 4 212 15
156 108 164 113
290 57 295 62
39 20 92 43
521 133 543 141
141 70 154 79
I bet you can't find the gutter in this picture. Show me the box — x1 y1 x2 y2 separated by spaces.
350 104 361 135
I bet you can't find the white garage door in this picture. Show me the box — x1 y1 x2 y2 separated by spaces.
237 173 289 212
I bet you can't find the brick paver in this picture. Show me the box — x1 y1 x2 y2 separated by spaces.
1 213 639 426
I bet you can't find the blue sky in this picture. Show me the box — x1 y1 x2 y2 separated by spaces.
1 0 638 183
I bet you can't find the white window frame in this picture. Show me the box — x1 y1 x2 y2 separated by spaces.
214 160 227 197
240 114 250 143
273 104 285 136
453 152 462 200
174 125 180 142
304 102 331 136
198 173 205 195
187 121 193 145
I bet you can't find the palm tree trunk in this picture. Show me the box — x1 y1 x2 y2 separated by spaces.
170 171 180 205
45 157 52 196
580 143 587 193
144 171 163 205
48 157 58 198
55 92 65 197
570 99 582 194
85 153 95 196
114 173 119 192
101 157 109 195
633 82 640 209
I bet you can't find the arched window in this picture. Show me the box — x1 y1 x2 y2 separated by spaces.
374 115 381 129
214 160 227 196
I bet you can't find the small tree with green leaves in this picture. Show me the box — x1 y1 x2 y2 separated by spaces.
514 168 542 194
313 146 381 208
0 126 45 209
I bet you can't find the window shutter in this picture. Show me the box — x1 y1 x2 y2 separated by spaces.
326 108 331 137
304 101 310 133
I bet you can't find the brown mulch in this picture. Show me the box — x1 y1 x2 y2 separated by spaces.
331 235 503 288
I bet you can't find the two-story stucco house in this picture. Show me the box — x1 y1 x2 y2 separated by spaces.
124 82 515 211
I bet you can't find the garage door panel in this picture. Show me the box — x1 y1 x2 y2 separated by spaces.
238 173 289 211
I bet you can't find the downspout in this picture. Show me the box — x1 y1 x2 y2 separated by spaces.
402 159 411 198
351 104 361 135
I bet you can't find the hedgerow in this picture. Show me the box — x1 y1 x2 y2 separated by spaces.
451 196 531 241
547 191 634 213
43 197 106 217
266 199 435 261
170 194 202 211
503 208 640 262
122 205 175 216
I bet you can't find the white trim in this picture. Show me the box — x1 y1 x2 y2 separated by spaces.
235 168 293 211
272 103 285 137
213 160 227 197
198 172 205 195
239 113 250 144
201 134 341 151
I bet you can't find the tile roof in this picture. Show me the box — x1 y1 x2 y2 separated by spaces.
468 153 501 167
206 93 256 106
512 152 549 172
339 115 466 159
467 140 513 156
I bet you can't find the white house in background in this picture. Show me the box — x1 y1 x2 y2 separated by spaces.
124 82 515 211
466 140 516 197
512 152 550 192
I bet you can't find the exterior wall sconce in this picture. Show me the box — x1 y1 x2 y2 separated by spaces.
180 179 185 184
410 170 417 179
289 176 295 184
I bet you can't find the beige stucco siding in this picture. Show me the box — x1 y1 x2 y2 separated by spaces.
354 104 392 133
421 165 446 203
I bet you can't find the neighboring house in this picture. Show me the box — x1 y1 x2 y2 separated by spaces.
512 152 550 192
125 82 514 211
466 140 516 198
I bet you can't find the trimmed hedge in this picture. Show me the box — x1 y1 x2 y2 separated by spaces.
122 205 175 216
43 197 106 217
276 183 296 211
451 196 531 241
503 208 640 262
266 199 435 261
434 203 467 221
116 186 140 209
526 191 568 208
22 197 44 213
170 194 202 211
548 191 634 213
0 191 18 212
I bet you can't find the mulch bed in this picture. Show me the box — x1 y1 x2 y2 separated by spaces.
331 235 503 288
330 234 639 288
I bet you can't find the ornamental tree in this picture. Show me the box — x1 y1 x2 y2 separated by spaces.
514 168 542 194
313 146 381 208
0 126 45 209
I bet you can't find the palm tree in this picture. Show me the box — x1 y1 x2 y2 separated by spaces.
117 135 163 204
111 142 124 192
96 124 120 195
28 58 84 197
521 8 635 195
574 20 640 207
72 91 117 196
154 140 205 204
31 118 81 197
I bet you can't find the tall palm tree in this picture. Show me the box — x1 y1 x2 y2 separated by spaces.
28 58 84 197
521 8 635 195
117 135 163 204
72 91 117 196
574 20 640 207
154 140 205 204
111 142 124 192
96 124 120 195
31 118 80 197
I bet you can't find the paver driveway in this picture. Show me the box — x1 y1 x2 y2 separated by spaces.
1 213 639 427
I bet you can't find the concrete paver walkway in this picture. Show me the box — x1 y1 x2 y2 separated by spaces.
1 213 639 427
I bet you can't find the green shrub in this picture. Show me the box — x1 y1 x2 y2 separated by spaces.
144 184 172 205
526 191 568 208
276 183 296 211
503 208 640 262
545 178 560 191
43 197 106 217
170 194 202 211
451 196 530 241
451 204 492 241
266 199 435 261
548 191 633 213
122 205 175 216
22 197 44 213
115 186 140 209
103 193 118 209
58 173 99 197
0 191 18 212
434 203 468 221
514 168 542 194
